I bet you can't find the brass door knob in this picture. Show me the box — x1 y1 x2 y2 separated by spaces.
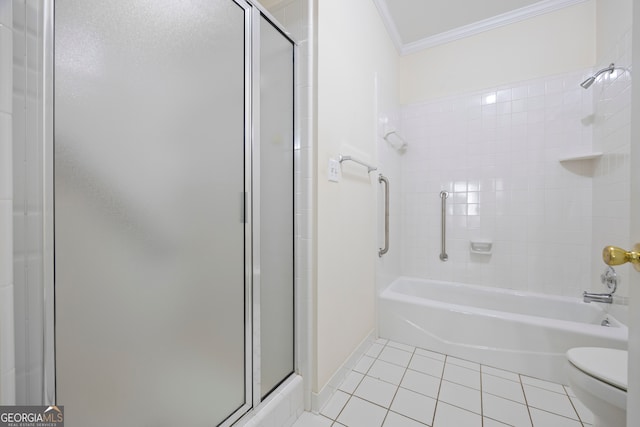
603 244 640 272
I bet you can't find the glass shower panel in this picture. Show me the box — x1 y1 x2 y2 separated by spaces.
54 1 248 425
259 15 295 398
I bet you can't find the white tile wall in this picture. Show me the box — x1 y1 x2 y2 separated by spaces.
376 111 404 293
12 0 47 405
591 29 633 298
399 69 596 297
0 0 14 405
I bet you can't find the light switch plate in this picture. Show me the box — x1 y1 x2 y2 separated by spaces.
328 159 340 182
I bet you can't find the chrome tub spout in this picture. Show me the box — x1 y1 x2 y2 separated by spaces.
583 291 613 304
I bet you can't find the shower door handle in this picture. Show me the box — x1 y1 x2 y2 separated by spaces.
379 174 389 257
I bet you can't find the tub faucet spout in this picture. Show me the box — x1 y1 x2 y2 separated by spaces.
583 291 613 304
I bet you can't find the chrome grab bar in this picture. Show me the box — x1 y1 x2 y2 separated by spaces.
338 154 377 173
379 174 389 257
439 191 449 261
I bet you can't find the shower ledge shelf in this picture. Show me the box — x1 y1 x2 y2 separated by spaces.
558 152 603 162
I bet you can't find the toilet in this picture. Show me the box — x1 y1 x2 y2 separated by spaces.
566 347 627 427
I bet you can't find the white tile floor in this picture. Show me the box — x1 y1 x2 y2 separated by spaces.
293 339 594 427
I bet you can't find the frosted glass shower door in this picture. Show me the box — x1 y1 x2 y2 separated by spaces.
259 15 295 398
54 1 250 426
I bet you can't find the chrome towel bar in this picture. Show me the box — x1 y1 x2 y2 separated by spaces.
379 174 389 257
338 154 377 173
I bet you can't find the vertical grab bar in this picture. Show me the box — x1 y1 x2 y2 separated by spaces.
379 174 389 257
439 191 449 261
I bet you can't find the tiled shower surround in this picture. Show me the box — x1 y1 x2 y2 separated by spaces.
400 69 597 297
590 29 633 296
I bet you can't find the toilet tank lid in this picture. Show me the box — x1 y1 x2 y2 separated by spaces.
567 347 627 391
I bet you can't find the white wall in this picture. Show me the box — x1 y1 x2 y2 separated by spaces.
316 0 397 393
399 1 596 104
596 0 632 63
0 0 15 405
400 70 594 296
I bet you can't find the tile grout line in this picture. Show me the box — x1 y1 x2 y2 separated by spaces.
332 394 352 426
562 384 584 426
563 385 588 427
522 378 587 425
522 379 572 395
331 340 379 426
518 373 535 427
430 354 447 426
381 343 414 427
435 359 485 423
482 383 531 406
380 342 435 427
378 341 395 427
479 364 484 427
529 406 589 426
368 340 412 426
360 341 387 426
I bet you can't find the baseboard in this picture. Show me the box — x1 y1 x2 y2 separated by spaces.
311 329 376 414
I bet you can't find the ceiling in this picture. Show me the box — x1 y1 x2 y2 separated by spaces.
372 0 587 55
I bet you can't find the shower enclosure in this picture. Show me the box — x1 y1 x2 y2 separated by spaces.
16 1 295 425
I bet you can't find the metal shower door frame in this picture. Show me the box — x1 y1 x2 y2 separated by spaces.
40 1 293 425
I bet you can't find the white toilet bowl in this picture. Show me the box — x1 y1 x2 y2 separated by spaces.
566 347 627 427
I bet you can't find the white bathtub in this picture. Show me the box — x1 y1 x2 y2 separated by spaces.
378 277 628 384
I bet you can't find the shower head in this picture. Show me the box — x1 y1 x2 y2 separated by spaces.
580 76 596 89
580 63 615 89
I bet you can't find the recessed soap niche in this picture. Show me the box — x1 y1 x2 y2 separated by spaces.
470 241 492 255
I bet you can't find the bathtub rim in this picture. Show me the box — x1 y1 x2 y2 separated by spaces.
381 276 629 342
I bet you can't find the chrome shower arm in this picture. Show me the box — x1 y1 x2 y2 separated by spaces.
580 63 616 89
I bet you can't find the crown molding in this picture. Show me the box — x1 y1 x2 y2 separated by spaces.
372 0 405 53
374 0 589 56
